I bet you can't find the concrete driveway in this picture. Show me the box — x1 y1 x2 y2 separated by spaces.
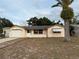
0 38 18 43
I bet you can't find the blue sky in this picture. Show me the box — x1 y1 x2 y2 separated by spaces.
0 0 79 25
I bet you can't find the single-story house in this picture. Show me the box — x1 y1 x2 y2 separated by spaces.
3 25 65 38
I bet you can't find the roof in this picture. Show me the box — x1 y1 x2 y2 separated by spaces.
22 26 50 30
11 24 64 30
70 24 79 27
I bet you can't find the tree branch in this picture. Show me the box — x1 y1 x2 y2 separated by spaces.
51 2 60 7
70 0 74 4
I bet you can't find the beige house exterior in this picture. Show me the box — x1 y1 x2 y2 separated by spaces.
47 25 64 37
9 26 26 37
3 25 65 38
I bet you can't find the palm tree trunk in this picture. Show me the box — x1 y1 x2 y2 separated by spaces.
64 20 70 41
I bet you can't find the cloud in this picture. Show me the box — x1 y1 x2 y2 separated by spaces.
0 8 5 12
35 7 62 20
0 8 6 14
0 0 78 25
0 0 54 25
70 0 79 15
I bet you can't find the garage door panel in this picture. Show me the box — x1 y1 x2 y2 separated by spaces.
9 30 24 37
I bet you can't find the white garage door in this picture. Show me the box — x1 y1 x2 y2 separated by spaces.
9 29 24 37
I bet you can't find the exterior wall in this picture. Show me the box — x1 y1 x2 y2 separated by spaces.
26 30 47 38
8 25 65 38
47 25 64 37
9 26 26 38
3 27 10 38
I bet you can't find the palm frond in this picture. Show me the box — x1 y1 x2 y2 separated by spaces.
56 0 62 5
51 2 60 7
56 0 61 3
70 0 74 4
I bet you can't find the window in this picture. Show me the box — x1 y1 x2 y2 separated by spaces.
52 28 61 33
34 30 38 34
39 30 43 34
27 30 31 33
34 30 43 34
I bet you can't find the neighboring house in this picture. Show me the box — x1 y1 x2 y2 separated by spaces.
3 25 65 38
71 24 79 37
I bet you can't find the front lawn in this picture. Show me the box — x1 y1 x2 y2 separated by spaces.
0 37 79 59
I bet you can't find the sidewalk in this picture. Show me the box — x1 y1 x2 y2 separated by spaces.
0 38 18 43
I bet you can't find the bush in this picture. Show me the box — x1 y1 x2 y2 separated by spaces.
70 26 75 36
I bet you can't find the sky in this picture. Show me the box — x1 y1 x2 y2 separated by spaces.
0 0 79 26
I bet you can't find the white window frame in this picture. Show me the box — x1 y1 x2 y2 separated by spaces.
52 28 61 33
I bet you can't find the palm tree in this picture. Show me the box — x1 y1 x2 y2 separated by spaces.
52 0 74 41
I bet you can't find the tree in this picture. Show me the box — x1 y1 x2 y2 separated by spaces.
0 28 3 34
0 17 13 37
27 17 53 26
38 17 53 26
52 20 56 25
27 17 38 26
56 20 61 24
70 25 75 36
0 18 13 28
52 0 74 41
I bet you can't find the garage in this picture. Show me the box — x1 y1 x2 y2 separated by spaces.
9 26 26 37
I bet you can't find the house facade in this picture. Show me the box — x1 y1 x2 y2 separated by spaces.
3 25 65 38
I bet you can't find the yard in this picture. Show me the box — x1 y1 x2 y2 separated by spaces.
0 37 79 59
